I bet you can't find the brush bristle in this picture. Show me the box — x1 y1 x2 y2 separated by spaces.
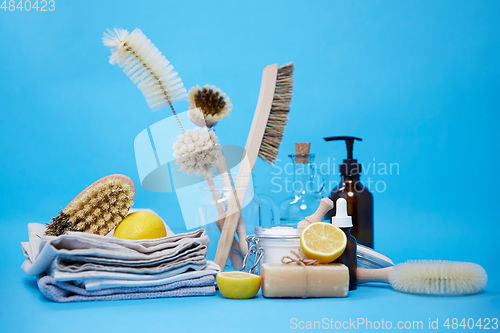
173 127 221 178
188 85 232 127
258 62 294 165
389 260 487 295
103 28 187 111
45 179 134 237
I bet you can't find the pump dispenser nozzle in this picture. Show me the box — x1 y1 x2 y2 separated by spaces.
324 136 362 175
331 198 353 228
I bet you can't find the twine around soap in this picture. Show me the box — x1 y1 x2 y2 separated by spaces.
281 250 319 298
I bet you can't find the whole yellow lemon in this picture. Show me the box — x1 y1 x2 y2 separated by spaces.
113 211 167 240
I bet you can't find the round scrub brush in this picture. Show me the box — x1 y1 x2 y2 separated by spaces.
187 85 232 128
358 260 487 295
173 127 221 178
45 175 135 236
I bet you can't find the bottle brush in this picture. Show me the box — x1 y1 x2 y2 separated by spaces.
103 28 221 177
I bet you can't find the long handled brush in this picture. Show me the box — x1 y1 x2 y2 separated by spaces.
185 84 245 267
357 260 487 295
214 63 294 270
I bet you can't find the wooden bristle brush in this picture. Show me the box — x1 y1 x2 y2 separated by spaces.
188 85 232 128
357 261 487 295
214 63 294 270
185 84 246 265
259 62 294 164
45 175 135 236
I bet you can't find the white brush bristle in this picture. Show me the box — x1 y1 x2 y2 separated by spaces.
389 260 487 295
103 28 187 111
173 127 221 178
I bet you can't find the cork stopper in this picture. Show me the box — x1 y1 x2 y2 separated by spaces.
295 143 310 164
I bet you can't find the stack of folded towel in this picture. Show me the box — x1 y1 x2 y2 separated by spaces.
21 223 220 302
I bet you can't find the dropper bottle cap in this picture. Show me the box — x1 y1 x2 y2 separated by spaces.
331 198 353 228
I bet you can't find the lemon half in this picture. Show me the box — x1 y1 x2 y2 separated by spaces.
216 271 262 299
300 222 347 264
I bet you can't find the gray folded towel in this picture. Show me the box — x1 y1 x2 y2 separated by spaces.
22 223 211 276
38 274 216 302
22 222 220 301
53 253 207 274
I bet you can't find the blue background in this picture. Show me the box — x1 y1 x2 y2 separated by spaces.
1 0 499 332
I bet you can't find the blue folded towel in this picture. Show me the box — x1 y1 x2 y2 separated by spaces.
38 274 216 302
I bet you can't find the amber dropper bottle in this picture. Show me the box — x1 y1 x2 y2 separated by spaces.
331 198 357 290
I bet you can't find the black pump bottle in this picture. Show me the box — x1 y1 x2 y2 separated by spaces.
324 136 374 248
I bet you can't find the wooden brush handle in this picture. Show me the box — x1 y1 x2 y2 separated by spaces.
214 64 278 270
206 177 243 268
304 198 334 223
357 267 393 284
215 154 248 255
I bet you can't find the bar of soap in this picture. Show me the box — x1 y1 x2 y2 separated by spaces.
261 263 349 298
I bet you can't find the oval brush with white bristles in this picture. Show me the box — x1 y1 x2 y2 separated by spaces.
357 260 487 295
45 174 135 236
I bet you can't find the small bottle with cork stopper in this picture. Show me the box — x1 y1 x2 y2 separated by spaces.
332 197 357 290
279 143 326 224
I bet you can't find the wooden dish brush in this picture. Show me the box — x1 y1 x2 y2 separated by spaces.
187 85 232 128
214 63 294 270
45 174 135 236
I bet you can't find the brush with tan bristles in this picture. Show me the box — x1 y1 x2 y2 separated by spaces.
103 28 221 178
187 85 232 128
214 63 294 270
45 175 135 236
185 83 247 267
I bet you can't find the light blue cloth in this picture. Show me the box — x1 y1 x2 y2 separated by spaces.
22 223 220 302
38 274 216 302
